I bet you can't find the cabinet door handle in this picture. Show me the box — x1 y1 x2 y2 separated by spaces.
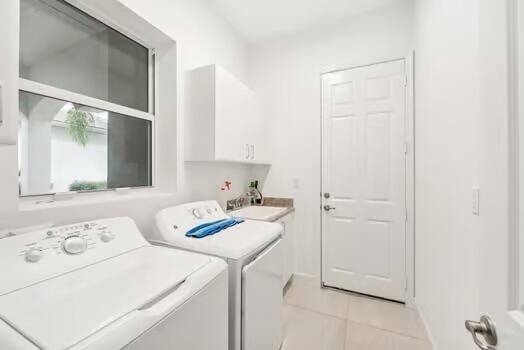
250 144 255 160
245 144 250 159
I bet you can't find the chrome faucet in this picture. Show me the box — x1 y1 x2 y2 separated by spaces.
226 195 248 211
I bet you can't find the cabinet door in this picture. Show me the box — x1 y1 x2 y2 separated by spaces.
251 93 270 164
242 90 258 163
239 86 253 162
215 67 244 161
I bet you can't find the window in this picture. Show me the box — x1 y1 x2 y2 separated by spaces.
18 0 154 196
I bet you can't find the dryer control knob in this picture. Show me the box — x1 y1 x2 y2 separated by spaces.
25 248 43 263
100 231 115 243
63 236 87 255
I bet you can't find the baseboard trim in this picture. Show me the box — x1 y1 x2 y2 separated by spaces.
293 272 318 280
413 299 438 350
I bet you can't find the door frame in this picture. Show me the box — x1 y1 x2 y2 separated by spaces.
508 0 524 325
319 53 415 306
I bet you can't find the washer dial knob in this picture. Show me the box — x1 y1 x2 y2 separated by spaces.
192 208 203 219
25 248 43 263
100 231 115 243
63 236 87 255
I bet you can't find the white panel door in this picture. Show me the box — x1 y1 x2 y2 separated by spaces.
321 60 407 302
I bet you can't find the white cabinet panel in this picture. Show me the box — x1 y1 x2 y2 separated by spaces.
215 67 245 161
242 91 260 163
185 65 270 165
0 0 19 145
279 213 295 288
0 145 19 214
242 240 283 350
248 93 271 164
0 1 19 215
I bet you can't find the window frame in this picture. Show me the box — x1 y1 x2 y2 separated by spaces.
18 0 158 198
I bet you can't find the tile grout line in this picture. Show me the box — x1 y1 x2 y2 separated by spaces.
345 319 428 342
284 301 428 341
285 281 429 346
284 301 349 321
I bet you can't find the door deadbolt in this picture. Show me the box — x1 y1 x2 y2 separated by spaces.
323 193 330 199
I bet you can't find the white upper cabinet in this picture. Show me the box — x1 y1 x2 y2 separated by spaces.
185 65 270 164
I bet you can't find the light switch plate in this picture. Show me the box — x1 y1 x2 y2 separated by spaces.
472 187 480 216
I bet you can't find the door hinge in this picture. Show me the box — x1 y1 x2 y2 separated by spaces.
403 141 409 155
403 75 408 87
404 209 408 223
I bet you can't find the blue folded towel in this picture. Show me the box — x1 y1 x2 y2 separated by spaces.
186 217 245 238
186 219 228 235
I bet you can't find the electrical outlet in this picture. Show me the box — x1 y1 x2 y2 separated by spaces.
472 187 480 216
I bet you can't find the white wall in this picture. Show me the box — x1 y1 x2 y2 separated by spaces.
122 0 248 83
248 2 415 277
0 0 264 235
118 0 269 206
414 0 481 349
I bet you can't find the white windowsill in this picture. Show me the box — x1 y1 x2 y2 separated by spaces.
19 188 175 212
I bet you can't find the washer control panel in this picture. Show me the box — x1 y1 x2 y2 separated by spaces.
18 221 119 263
190 205 222 220
155 201 228 238
0 217 149 296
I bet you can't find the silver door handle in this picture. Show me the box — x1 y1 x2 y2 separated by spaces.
465 315 498 350
323 205 336 212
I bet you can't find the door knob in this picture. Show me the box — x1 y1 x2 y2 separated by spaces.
323 205 336 212
465 315 498 350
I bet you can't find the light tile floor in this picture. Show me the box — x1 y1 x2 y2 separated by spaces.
283 276 432 350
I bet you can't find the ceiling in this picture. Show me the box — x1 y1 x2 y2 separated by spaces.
208 0 411 43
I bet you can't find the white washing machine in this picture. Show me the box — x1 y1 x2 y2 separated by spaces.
152 201 284 350
0 217 229 350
